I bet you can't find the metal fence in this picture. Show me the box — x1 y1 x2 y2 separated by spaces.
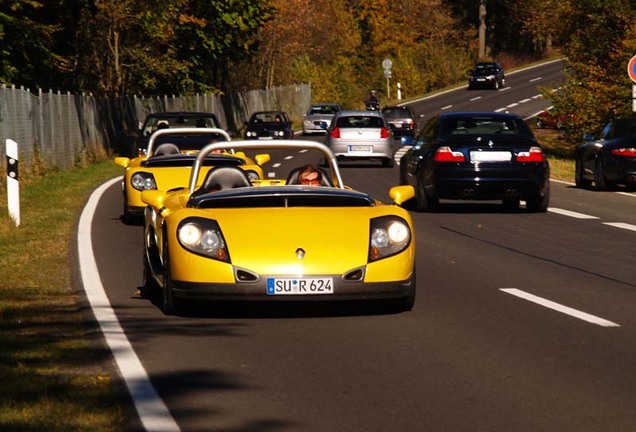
0 83 312 172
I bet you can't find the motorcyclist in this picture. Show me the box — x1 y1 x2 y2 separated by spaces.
365 90 380 111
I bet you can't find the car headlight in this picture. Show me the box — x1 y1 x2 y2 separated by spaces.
368 216 411 261
130 172 157 191
246 130 255 137
177 217 230 262
275 130 284 136
244 170 260 181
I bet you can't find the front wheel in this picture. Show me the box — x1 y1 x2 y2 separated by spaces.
402 268 417 312
140 250 159 299
161 244 179 315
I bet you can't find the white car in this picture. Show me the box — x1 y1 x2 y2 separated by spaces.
302 103 343 135
325 110 394 167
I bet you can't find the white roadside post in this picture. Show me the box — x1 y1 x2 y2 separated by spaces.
6 139 20 226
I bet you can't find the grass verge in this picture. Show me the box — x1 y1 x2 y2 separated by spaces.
0 161 126 432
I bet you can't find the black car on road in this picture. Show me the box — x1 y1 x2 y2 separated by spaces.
575 119 636 190
468 62 506 90
244 111 294 140
399 112 550 212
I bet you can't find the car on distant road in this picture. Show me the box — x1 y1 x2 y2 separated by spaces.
130 112 222 157
575 118 636 190
399 112 550 212
468 61 506 90
139 140 416 314
325 110 394 167
244 111 294 139
381 105 419 137
302 103 343 135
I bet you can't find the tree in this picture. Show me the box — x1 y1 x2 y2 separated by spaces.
0 0 60 88
543 0 636 146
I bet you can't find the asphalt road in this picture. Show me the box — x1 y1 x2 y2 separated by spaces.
85 58 636 431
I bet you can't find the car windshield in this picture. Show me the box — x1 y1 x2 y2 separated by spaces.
143 115 218 136
336 116 384 128
382 109 409 119
309 106 339 115
251 112 284 123
442 116 531 137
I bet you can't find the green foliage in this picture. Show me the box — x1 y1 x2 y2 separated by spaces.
541 0 636 150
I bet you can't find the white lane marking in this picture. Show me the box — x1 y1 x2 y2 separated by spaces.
548 208 599 219
272 162 282 168
495 107 507 112
498 87 511 92
500 288 620 327
470 96 482 101
284 155 294 160
603 222 636 232
530 77 543 82
441 105 453 110
507 103 519 108
532 94 543 99
78 177 181 432
519 98 532 104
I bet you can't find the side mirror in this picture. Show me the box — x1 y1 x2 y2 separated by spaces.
255 153 271 166
114 157 130 168
389 185 415 206
141 190 166 208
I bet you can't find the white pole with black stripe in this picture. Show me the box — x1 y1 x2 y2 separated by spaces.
6 139 20 226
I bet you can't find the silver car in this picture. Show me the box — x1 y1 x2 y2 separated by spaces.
302 103 343 135
325 110 394 167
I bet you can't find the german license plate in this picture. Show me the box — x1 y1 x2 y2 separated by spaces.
470 151 511 162
266 278 334 295
348 145 372 152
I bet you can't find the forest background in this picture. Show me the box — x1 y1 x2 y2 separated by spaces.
2 0 636 145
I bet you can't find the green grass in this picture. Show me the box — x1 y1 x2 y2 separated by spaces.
0 161 126 431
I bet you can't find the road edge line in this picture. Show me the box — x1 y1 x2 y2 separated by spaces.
77 177 181 432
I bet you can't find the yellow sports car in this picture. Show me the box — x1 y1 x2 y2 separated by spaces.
140 140 417 314
114 128 270 224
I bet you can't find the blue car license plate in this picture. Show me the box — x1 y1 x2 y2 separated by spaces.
266 278 334 295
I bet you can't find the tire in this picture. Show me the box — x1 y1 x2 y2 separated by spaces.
574 157 592 189
161 244 178 315
122 192 132 225
402 268 417 312
594 158 613 191
415 178 438 212
526 185 550 213
141 249 159 299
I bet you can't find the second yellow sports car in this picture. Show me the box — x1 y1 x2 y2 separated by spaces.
140 140 417 315
114 128 270 223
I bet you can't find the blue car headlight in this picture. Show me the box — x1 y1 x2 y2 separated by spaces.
369 216 411 261
177 217 230 262
130 172 157 191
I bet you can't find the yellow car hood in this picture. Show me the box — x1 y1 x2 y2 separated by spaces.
207 207 383 275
